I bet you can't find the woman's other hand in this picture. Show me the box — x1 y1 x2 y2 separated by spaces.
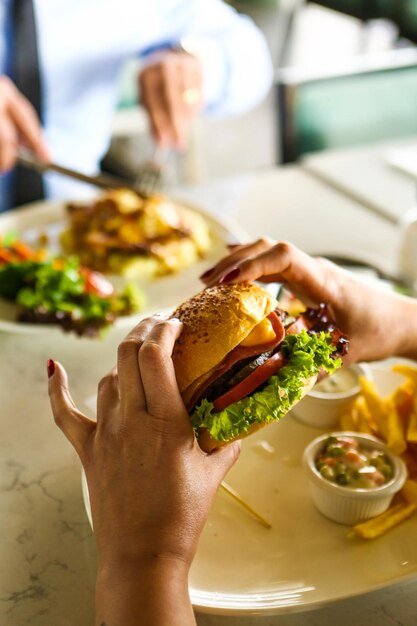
200 239 417 365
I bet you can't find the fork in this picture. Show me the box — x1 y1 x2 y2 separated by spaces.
134 146 170 196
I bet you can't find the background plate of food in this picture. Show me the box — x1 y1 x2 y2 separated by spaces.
81 362 417 615
0 191 248 336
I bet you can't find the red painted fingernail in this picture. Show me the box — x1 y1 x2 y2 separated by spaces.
199 267 215 280
47 359 55 379
219 268 241 283
227 243 241 249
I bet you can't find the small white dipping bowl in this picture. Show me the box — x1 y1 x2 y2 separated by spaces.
291 363 372 429
303 432 407 525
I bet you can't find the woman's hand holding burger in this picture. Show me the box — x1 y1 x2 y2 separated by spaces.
201 239 417 365
47 315 240 626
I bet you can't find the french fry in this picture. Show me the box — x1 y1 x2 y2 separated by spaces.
383 399 407 455
407 406 417 443
391 367 417 443
352 502 417 540
342 363 417 539
401 480 417 505
359 377 389 440
390 381 414 424
402 448 417 480
339 409 356 432
355 396 376 435
392 364 417 388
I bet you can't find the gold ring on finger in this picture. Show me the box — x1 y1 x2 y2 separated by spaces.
181 87 201 105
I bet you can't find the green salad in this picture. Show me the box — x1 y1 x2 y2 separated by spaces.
0 253 145 337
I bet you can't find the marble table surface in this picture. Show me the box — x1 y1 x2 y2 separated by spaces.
1 165 416 625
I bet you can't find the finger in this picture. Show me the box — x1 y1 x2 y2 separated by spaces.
48 361 96 456
20 134 51 162
173 55 202 146
0 114 18 170
7 87 50 161
203 238 275 286
140 70 172 146
138 318 188 429
219 241 337 305
182 57 203 115
117 315 165 418
199 241 252 281
161 61 188 149
96 367 120 432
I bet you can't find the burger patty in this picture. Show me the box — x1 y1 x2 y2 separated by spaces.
198 349 276 407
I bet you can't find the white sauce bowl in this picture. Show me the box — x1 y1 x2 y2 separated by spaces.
291 363 372 429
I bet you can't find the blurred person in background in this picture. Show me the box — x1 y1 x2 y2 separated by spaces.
48 241 417 625
0 0 272 212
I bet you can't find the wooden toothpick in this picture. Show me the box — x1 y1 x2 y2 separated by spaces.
220 481 272 529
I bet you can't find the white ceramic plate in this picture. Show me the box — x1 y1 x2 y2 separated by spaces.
81 365 417 615
0 198 248 334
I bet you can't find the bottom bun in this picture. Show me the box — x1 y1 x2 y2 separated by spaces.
197 375 317 453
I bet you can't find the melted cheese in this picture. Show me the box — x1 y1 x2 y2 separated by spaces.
240 317 275 347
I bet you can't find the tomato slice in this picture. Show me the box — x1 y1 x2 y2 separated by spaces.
0 249 13 263
212 351 286 412
286 316 310 335
81 269 114 297
184 312 285 412
11 241 36 261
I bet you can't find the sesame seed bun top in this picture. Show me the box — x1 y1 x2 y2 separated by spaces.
171 282 277 393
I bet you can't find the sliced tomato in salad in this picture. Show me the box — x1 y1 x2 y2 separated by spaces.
0 239 44 263
11 241 36 260
212 351 286 412
81 269 114 297
0 249 13 263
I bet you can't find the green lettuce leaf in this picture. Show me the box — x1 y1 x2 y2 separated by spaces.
190 330 342 443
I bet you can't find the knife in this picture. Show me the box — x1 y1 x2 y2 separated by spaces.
17 150 149 197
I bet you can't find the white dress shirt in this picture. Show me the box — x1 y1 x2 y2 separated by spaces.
0 0 273 211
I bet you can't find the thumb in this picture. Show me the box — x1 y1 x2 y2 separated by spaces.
48 360 96 457
33 137 51 163
207 440 242 485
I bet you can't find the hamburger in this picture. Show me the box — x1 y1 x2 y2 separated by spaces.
172 282 348 452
